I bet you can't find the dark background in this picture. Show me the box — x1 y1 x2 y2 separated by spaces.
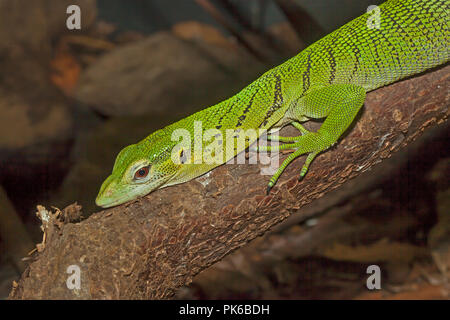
0 0 448 299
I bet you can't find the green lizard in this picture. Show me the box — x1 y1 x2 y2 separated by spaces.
96 0 449 208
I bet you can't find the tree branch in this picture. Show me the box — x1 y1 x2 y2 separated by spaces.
9 65 449 299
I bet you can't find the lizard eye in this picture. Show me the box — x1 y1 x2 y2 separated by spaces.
134 166 150 180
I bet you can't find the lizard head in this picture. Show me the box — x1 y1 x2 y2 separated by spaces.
95 132 182 208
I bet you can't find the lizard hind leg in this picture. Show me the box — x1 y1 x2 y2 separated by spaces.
266 84 366 193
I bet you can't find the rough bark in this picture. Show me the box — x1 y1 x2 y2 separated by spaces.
9 64 449 299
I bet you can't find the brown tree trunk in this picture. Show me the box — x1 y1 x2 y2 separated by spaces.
9 64 449 299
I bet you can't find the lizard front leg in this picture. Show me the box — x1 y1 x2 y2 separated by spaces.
262 84 366 193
